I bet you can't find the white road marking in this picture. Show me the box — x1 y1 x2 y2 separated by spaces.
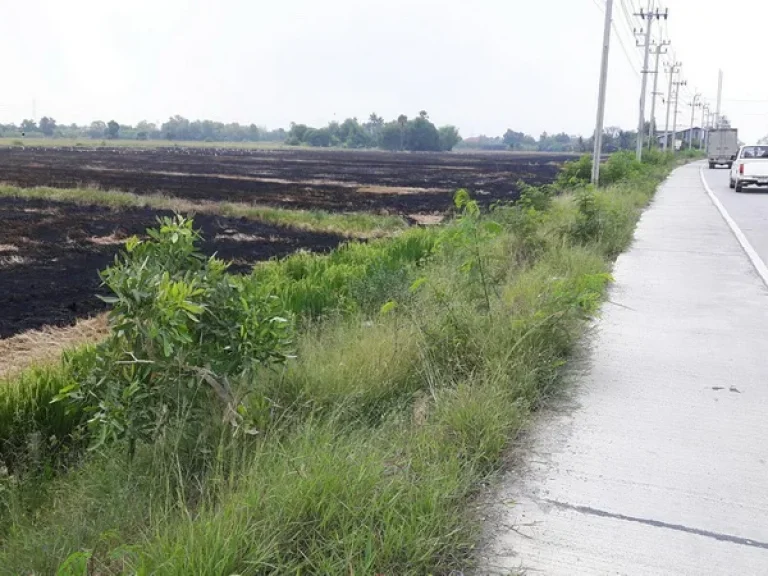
699 166 768 288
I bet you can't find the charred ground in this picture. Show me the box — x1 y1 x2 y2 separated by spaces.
0 196 343 338
0 146 572 214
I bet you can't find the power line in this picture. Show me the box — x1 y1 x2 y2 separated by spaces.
612 21 643 78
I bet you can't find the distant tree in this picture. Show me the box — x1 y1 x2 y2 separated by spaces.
380 122 403 151
20 119 38 134
405 116 440 151
503 129 536 150
303 127 331 147
438 125 461 151
368 112 383 126
397 115 408 150
106 120 120 139
419 110 429 120
618 130 635 150
39 117 56 137
88 121 107 139
455 134 507 151
135 120 159 139
337 118 372 148
365 112 385 143
286 122 309 145
247 124 260 141
162 115 191 140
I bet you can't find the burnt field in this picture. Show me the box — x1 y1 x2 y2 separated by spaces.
0 147 572 214
0 197 343 339
0 146 572 338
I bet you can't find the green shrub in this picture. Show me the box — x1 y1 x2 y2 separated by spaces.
57 216 293 457
557 154 592 186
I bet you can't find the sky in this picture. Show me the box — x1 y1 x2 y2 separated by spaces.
0 0 766 142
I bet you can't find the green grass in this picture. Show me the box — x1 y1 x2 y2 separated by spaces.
0 154 685 574
0 184 408 237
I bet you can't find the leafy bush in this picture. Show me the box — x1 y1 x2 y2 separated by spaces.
57 216 292 457
600 150 644 185
557 154 592 187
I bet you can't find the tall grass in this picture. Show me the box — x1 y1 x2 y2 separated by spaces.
0 153 685 574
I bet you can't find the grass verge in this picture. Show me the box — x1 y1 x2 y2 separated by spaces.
0 152 688 574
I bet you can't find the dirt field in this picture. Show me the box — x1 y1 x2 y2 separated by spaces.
0 197 343 339
0 147 572 214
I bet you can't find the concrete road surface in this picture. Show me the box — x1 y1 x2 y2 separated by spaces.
477 162 768 575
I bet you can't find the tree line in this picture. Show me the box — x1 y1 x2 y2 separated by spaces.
0 110 462 151
0 117 286 143
459 125 651 153
285 111 461 152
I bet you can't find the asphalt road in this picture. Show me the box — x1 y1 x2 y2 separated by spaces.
702 166 768 266
478 163 768 575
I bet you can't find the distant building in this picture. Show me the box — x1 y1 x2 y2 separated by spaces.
656 127 706 149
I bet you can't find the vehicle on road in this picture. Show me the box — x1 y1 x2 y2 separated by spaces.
729 145 768 192
708 128 739 169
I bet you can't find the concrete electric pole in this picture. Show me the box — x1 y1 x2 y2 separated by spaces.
663 62 681 152
672 78 687 153
688 94 701 149
715 69 723 128
648 41 670 150
634 2 669 161
591 0 613 186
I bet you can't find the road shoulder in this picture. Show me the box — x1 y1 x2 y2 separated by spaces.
476 162 768 575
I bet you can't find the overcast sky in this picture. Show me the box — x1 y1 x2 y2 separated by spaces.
1 0 766 142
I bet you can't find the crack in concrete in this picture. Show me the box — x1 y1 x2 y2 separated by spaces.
543 499 768 551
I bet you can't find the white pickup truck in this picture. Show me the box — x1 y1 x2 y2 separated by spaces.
729 145 768 192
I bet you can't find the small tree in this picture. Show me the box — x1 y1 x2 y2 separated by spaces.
106 120 120 139
88 121 107 139
405 116 440 151
57 216 292 458
20 119 38 134
438 125 462 151
380 122 403 151
39 116 57 137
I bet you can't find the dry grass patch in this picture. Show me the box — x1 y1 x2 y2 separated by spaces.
0 315 108 381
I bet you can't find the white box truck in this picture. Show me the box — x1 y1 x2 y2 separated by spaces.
707 128 739 169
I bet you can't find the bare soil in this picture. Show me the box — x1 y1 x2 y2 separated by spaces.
0 147 572 214
0 197 344 339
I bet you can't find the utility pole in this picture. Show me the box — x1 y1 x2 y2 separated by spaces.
715 69 723 128
648 41 670 150
663 61 681 152
688 94 701 149
701 103 710 150
634 2 669 161
672 78 687 153
591 0 613 186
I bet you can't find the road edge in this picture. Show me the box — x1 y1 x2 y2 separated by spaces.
699 166 768 288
